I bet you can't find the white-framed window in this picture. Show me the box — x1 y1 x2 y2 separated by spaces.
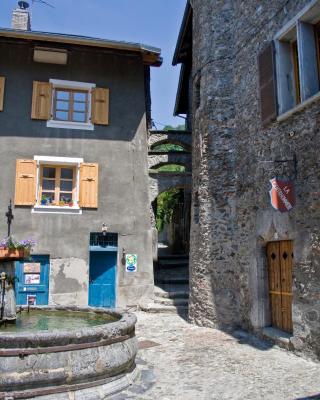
275 0 320 117
14 157 99 213
33 156 83 215
47 80 95 131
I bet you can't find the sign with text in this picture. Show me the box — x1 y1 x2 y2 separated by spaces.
269 178 295 213
125 254 137 273
23 263 41 274
25 274 40 285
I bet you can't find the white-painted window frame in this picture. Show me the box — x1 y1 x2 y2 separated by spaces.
275 0 320 119
32 155 83 215
47 79 96 131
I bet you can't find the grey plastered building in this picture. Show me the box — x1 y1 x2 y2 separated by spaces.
0 5 162 309
174 0 320 361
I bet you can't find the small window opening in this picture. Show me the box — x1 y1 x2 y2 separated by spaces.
193 191 199 224
195 76 201 110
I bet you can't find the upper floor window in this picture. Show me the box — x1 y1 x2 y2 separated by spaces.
258 0 320 125
48 80 94 130
31 79 109 130
53 89 89 123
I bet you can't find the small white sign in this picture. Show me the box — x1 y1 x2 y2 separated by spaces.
125 254 137 273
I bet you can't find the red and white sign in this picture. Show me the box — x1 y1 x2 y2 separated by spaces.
269 178 295 212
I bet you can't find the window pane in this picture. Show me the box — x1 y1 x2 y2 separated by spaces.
60 180 73 191
56 91 70 100
41 192 55 203
42 167 56 178
74 102 86 112
73 112 86 122
61 168 74 179
56 101 69 111
74 92 86 102
60 193 73 203
42 179 55 191
56 111 69 121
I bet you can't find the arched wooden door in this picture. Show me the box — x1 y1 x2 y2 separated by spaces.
267 241 293 333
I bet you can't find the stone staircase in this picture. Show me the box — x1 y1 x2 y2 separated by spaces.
142 255 189 316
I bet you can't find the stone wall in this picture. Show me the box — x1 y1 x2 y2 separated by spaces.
189 0 320 360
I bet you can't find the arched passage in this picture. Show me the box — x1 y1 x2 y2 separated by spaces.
146 129 192 315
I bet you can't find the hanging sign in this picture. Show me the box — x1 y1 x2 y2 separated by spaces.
269 178 295 212
125 254 137 273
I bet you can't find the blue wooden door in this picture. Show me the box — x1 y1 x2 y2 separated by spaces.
15 255 50 305
88 251 116 308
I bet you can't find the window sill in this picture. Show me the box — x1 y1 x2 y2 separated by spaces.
32 205 82 215
47 120 94 131
277 90 320 122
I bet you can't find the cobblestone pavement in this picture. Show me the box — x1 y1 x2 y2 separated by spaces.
112 311 320 400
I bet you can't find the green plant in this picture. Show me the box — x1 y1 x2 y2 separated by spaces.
156 189 181 232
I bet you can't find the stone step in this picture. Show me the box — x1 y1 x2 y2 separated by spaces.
158 259 189 268
156 271 189 281
140 303 188 314
154 285 189 299
155 276 189 285
154 297 188 307
158 253 189 259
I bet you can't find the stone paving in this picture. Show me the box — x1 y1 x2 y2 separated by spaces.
112 311 320 400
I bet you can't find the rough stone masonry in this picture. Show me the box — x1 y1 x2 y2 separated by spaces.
189 0 320 361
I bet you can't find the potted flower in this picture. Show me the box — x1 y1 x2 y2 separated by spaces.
0 236 36 260
59 200 65 207
68 201 73 207
41 195 48 205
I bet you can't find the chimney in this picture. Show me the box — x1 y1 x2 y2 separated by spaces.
12 1 31 31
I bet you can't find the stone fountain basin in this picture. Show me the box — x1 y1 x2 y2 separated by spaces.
0 306 138 399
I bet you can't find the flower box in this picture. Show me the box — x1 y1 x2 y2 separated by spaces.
0 248 29 260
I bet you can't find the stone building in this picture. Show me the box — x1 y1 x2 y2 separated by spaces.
0 2 161 309
174 0 320 361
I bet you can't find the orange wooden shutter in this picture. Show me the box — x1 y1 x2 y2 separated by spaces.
14 159 37 206
91 88 109 125
79 163 98 208
0 77 5 111
31 81 52 120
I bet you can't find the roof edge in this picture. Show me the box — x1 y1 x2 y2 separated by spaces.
0 27 162 66
172 1 192 66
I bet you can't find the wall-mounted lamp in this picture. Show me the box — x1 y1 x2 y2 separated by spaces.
101 223 108 236
121 248 126 265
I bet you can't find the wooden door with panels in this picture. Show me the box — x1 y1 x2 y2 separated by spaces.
267 241 293 333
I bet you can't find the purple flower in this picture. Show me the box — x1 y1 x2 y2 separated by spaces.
0 236 36 250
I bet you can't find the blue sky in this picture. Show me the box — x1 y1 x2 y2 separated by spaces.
0 0 186 128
